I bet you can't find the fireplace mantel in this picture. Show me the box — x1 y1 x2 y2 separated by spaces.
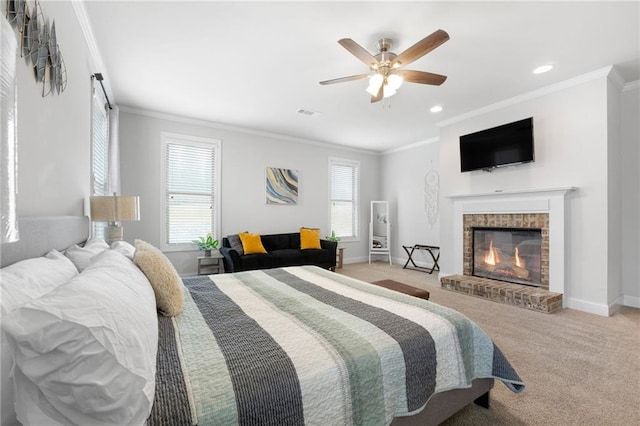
447 187 577 304
448 186 577 200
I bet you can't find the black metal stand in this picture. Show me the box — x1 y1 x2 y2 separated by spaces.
402 244 440 274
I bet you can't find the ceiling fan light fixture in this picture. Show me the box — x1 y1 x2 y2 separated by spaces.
382 85 396 98
387 74 403 91
366 73 384 96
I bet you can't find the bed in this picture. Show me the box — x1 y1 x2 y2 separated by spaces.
0 216 524 426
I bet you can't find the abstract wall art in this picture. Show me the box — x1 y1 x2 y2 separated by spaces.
265 167 298 205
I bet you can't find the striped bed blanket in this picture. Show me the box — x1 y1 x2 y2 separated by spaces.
148 266 524 425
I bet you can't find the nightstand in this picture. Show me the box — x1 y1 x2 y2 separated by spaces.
197 252 224 275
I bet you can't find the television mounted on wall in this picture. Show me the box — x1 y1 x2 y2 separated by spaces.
459 117 534 172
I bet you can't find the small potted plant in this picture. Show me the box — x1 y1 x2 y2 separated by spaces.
192 233 219 257
325 230 341 243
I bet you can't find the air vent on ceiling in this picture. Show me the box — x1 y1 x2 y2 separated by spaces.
297 108 320 117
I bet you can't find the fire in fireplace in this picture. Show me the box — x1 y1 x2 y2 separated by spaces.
472 227 542 287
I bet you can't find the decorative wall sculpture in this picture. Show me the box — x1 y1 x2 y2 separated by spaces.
5 0 67 97
266 167 298 205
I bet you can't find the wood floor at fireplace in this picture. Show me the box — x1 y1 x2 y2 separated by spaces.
440 275 562 313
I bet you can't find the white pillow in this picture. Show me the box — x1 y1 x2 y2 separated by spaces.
2 250 158 426
0 249 78 317
1 250 78 426
63 237 109 272
110 240 135 260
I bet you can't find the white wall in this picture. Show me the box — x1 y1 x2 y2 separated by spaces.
15 2 95 216
380 141 440 268
118 109 380 275
438 72 612 315
621 84 640 306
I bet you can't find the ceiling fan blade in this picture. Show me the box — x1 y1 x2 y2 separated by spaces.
319 73 370 85
393 29 449 67
397 70 447 85
371 84 383 103
338 38 379 68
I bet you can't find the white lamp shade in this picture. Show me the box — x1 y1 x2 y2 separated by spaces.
382 85 396 98
366 73 384 96
387 74 403 90
90 196 140 222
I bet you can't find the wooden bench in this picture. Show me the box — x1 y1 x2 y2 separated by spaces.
370 279 430 300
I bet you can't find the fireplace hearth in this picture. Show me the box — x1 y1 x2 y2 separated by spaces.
472 227 542 287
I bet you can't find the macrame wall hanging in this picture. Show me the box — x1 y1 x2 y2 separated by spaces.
423 164 439 228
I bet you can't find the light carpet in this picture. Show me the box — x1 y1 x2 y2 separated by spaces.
338 261 640 425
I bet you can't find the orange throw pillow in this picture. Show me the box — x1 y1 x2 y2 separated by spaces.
300 227 321 250
238 232 267 254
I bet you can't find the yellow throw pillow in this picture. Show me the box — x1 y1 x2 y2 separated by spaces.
239 232 267 254
300 227 321 250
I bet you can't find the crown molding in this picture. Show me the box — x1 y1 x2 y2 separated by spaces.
623 80 640 92
437 66 614 129
607 66 626 92
382 137 439 155
118 105 379 155
71 0 115 103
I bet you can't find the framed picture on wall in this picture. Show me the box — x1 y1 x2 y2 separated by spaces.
265 167 298 205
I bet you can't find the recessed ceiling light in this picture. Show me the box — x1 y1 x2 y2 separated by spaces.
430 105 443 113
533 64 553 74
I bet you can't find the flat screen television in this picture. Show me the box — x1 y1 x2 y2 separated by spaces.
459 117 534 172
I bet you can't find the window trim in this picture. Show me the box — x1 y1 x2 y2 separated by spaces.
160 132 221 252
328 157 360 243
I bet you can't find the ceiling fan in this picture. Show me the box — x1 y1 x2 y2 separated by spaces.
319 29 449 103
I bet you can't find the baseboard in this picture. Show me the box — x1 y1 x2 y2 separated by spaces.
565 297 611 317
623 295 640 308
343 255 369 265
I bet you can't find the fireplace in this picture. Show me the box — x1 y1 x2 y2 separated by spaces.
443 188 576 313
462 213 550 290
472 227 542 287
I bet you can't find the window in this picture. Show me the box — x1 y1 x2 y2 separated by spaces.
329 157 359 241
91 88 109 238
161 132 221 251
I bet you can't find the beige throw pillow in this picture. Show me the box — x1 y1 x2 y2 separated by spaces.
133 239 184 316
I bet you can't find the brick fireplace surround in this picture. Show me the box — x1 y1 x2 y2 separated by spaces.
463 213 549 289
441 188 576 314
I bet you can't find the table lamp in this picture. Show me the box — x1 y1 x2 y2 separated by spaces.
90 194 140 244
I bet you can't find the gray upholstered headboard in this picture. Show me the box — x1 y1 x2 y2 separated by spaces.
0 216 90 268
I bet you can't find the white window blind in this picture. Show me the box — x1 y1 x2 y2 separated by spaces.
161 133 221 250
91 89 109 238
91 93 108 197
329 158 359 240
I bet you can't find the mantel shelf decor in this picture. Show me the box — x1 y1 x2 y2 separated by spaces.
5 0 67 97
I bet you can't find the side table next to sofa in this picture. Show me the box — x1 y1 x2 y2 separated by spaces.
197 252 224 275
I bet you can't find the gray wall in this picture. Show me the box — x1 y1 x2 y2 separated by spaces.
118 109 380 275
380 141 440 268
14 1 95 217
621 85 640 305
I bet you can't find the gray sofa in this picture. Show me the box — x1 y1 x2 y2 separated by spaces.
220 232 337 273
